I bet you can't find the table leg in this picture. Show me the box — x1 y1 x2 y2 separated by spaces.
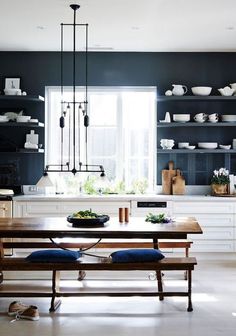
153 239 164 301
0 239 4 284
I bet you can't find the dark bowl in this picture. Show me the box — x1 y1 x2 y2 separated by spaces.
67 215 110 227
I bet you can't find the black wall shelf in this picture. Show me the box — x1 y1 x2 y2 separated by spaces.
0 149 44 154
157 96 236 102
157 122 236 127
157 149 236 154
0 95 44 102
0 122 44 127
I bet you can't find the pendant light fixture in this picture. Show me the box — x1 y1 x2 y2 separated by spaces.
37 4 105 187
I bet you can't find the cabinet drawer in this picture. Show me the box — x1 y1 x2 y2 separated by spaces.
175 213 234 227
173 202 234 214
61 202 130 216
190 240 234 252
189 227 234 240
26 203 59 215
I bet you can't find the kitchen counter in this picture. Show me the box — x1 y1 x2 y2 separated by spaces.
13 193 236 202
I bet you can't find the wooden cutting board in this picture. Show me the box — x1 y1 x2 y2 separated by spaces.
172 169 186 195
162 161 177 195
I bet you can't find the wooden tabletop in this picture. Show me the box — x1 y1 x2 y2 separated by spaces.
0 217 202 240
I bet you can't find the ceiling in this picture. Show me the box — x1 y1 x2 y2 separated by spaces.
1 0 236 52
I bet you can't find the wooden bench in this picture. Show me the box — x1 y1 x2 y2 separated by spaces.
3 239 193 280
0 256 197 312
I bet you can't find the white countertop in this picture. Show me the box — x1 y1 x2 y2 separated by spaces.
12 193 236 202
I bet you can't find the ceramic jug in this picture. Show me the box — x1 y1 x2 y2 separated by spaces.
172 84 188 96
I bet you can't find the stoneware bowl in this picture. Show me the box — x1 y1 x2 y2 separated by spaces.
191 86 212 96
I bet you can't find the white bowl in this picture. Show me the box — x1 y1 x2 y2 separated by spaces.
222 115 236 122
178 142 189 149
4 89 21 96
16 116 31 123
173 114 190 122
186 145 196 150
219 144 231 150
191 86 212 96
198 142 218 149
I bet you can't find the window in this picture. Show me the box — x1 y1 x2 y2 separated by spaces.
46 86 156 192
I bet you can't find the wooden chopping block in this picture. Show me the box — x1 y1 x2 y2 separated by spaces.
172 169 185 195
162 161 177 195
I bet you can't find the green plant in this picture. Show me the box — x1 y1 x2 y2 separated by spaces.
83 176 98 195
131 178 148 194
211 168 230 185
145 213 171 223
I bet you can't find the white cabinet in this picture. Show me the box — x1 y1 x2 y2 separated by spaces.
173 202 235 252
13 200 131 218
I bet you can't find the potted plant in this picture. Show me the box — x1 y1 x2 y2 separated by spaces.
211 168 230 195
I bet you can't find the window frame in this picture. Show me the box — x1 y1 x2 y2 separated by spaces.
45 86 157 192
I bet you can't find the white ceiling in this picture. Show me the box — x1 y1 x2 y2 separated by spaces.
1 0 236 52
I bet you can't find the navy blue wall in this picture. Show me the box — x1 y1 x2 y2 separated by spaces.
0 51 236 185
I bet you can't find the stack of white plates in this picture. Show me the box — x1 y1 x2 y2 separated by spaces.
0 115 9 123
222 115 236 122
198 142 218 149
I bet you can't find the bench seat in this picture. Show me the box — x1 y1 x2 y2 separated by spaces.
0 256 197 312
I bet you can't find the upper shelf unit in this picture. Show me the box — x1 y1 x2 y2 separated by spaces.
157 95 236 102
0 95 44 102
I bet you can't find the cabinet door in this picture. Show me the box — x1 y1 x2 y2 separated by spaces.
25 202 60 217
173 201 235 214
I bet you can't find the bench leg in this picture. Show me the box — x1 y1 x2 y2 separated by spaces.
156 270 164 301
78 270 86 281
184 247 189 280
187 269 193 312
50 270 61 312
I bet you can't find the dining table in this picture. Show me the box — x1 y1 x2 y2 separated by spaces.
0 216 203 257
0 216 202 312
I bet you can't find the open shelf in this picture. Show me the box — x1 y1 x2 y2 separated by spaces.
0 95 44 102
157 122 236 127
0 149 44 154
157 149 236 154
157 95 236 102
0 122 44 127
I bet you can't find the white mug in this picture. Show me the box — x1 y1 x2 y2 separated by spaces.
209 113 218 119
195 113 207 119
208 114 219 123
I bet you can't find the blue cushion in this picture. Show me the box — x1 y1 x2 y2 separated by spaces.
26 249 81 262
111 249 165 263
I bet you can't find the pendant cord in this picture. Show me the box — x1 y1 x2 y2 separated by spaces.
72 7 76 172
60 23 64 170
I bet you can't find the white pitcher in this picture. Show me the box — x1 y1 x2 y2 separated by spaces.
172 84 188 96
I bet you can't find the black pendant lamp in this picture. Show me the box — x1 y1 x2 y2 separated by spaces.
37 4 105 187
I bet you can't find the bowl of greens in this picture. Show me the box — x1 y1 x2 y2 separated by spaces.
145 213 171 224
67 209 110 227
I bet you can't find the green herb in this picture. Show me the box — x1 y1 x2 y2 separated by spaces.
145 213 171 224
72 209 98 219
